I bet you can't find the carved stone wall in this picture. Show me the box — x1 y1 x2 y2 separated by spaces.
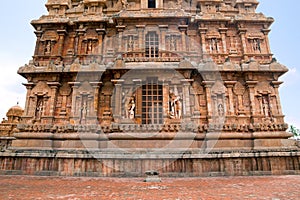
0 0 299 177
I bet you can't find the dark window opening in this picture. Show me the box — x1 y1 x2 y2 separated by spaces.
148 0 156 8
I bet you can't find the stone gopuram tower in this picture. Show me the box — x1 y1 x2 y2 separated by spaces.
0 0 299 176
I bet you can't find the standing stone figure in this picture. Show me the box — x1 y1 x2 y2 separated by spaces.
80 103 87 124
35 98 44 120
128 97 135 119
45 41 51 54
170 92 182 119
218 103 224 116
262 95 270 117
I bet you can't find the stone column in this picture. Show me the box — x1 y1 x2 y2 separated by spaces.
198 26 208 56
90 82 102 118
159 25 168 52
219 27 228 54
246 81 258 116
179 25 188 52
141 0 147 9
47 82 60 119
96 28 106 55
112 79 124 122
272 81 283 115
136 25 145 51
69 82 81 118
262 28 271 54
224 81 236 115
76 28 86 55
57 29 67 56
162 81 170 119
74 32 79 55
133 79 142 123
202 81 214 117
34 30 43 56
116 25 126 53
68 33 76 56
23 83 35 117
238 26 248 60
181 79 192 119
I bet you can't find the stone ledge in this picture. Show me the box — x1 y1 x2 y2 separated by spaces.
1 149 300 159
0 155 299 177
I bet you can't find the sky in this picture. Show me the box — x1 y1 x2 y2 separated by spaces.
0 1 299 127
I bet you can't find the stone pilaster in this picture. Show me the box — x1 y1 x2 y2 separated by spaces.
271 81 283 115
179 25 188 52
246 81 258 117
47 82 60 121
181 79 192 119
219 27 228 54
57 29 67 57
202 81 214 118
34 30 43 56
133 79 142 123
68 33 76 56
90 82 102 118
136 25 145 51
224 81 236 116
159 25 168 51
68 82 80 118
198 26 208 55
116 25 126 53
262 28 271 55
76 27 86 55
111 79 124 122
238 26 248 60
23 83 35 117
96 28 106 56
162 81 170 119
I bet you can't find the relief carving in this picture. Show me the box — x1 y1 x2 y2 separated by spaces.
255 81 275 121
233 81 246 115
211 81 226 119
169 92 182 119
127 97 136 119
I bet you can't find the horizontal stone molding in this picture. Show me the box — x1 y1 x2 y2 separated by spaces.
1 150 300 177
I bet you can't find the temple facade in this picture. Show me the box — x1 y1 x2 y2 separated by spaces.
0 0 299 176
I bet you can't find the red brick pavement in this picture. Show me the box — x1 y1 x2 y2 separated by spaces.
0 175 299 199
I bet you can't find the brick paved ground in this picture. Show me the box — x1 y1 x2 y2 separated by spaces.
0 175 299 200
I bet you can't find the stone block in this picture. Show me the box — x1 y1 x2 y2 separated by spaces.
11 139 53 150
206 139 253 151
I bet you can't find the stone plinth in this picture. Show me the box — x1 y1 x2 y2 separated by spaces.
0 150 300 177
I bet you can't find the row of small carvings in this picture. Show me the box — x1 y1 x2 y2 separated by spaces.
16 123 288 133
18 62 286 74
